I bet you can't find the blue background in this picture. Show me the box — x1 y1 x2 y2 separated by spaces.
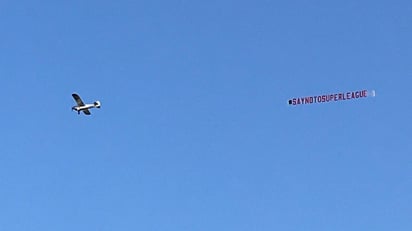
0 0 411 230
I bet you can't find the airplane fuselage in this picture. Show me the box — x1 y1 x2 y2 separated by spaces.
71 104 98 112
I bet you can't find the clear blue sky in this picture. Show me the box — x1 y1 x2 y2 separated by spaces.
0 0 411 230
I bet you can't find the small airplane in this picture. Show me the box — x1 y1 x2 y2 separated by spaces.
71 93 101 115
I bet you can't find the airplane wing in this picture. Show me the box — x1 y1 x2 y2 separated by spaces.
72 93 85 106
83 109 91 115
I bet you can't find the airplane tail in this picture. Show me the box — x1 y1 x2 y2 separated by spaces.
94 101 101 108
